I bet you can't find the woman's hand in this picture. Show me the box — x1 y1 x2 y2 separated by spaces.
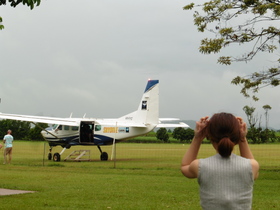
236 117 247 141
194 116 209 140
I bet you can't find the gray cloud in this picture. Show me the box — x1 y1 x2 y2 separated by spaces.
0 1 279 129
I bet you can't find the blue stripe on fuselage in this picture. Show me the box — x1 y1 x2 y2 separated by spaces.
93 134 114 145
46 134 114 146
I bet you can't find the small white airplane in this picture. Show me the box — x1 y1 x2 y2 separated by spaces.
0 80 188 161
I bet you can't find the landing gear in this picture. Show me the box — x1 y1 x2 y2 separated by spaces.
48 145 108 162
98 146 108 161
53 152 61 162
48 147 53 160
49 147 67 162
101 152 108 161
48 153 52 160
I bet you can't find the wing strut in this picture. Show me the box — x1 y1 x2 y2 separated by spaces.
31 122 60 140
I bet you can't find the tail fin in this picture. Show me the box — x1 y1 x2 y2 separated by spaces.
118 80 159 126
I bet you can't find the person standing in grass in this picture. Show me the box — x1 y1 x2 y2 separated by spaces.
3 129 14 164
181 113 259 210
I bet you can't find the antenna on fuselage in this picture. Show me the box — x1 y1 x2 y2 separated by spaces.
83 113 86 118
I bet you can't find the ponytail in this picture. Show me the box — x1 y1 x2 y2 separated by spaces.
217 137 235 158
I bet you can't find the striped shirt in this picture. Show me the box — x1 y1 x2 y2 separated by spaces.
198 154 254 210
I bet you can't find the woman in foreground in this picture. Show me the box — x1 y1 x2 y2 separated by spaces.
181 113 259 210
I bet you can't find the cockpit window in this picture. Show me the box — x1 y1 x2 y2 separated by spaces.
52 124 58 130
95 125 101 131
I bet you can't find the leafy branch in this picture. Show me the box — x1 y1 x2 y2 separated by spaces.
184 0 280 100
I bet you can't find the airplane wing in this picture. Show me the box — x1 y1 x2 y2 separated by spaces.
0 113 188 128
0 113 80 126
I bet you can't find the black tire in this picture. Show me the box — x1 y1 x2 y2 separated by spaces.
53 152 61 162
100 152 108 161
48 153 52 160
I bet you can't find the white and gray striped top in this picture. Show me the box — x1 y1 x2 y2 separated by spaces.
198 154 254 210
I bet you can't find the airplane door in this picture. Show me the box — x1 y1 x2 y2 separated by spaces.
80 121 94 143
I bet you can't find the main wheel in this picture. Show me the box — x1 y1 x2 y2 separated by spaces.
48 153 52 160
100 152 108 161
53 152 61 162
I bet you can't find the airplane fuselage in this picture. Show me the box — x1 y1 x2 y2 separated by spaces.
42 121 156 148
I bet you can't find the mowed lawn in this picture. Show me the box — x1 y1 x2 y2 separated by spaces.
0 141 279 209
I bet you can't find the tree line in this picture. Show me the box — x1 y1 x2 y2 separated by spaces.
0 119 48 140
0 119 278 143
243 105 280 143
156 127 280 144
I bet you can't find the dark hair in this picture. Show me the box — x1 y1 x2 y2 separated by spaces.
205 113 241 158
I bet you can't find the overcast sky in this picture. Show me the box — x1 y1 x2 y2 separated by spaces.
0 0 279 129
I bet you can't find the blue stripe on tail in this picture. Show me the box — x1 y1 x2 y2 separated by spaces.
144 80 159 93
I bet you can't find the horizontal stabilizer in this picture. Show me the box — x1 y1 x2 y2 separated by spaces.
156 122 189 128
159 118 181 122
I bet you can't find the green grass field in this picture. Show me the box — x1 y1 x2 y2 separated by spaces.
0 141 279 209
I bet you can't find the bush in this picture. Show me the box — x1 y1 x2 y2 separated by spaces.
156 128 169 142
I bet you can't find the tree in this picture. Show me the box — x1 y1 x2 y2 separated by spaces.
0 17 3 30
28 122 48 140
184 1 280 100
0 0 41 29
156 128 169 142
0 119 31 140
263 104 272 129
243 105 278 143
243 105 259 143
0 119 49 140
0 0 41 9
173 127 194 143
247 126 278 143
243 105 258 129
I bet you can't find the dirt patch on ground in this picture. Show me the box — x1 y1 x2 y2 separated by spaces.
0 188 35 196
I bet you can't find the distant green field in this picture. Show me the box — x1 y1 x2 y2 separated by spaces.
0 141 279 209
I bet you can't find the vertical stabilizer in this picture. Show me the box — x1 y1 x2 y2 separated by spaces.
118 80 159 126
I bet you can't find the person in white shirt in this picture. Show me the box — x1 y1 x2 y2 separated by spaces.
3 130 14 164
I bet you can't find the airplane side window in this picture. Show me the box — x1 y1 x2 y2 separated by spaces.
95 125 101 131
64 126 69 131
72 126 79 131
58 125 62 130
